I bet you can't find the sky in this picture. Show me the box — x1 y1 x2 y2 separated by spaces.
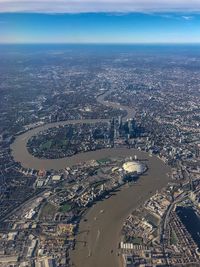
0 0 200 44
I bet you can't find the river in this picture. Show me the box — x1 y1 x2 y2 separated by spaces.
10 90 171 267
10 89 134 171
70 152 170 267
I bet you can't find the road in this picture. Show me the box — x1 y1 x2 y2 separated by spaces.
9 89 170 267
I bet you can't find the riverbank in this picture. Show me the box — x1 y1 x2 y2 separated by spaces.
11 132 171 267
10 88 135 171
10 89 171 267
97 89 135 121
70 153 170 267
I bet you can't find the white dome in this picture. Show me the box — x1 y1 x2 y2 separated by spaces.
123 161 145 174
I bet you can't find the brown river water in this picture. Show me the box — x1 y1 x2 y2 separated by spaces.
10 91 171 267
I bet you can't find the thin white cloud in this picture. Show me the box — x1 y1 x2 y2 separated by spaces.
182 15 194 20
1 0 200 13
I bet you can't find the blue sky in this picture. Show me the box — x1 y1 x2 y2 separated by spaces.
0 0 200 44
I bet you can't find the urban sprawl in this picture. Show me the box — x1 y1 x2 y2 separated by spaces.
0 46 200 267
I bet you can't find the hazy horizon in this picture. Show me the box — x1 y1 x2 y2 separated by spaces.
1 12 200 44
